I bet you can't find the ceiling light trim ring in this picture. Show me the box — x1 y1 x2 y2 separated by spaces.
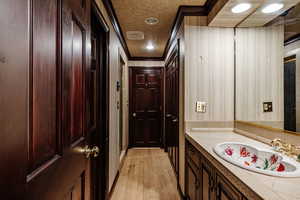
231 3 252 13
145 17 159 25
262 3 284 14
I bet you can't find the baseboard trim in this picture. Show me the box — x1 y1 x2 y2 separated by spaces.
107 147 129 199
107 171 120 200
166 151 186 200
119 147 128 171
177 181 186 200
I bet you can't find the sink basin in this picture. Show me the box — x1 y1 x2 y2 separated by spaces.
214 142 300 177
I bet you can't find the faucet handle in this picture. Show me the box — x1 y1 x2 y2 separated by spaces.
270 138 283 152
270 138 281 146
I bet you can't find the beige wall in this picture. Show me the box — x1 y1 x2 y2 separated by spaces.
175 16 234 194
235 25 284 129
184 16 235 124
128 60 165 67
95 0 129 191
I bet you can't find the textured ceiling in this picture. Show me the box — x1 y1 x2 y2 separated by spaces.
111 0 207 57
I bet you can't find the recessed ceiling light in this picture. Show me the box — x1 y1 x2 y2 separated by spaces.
231 3 252 13
262 3 284 14
146 43 154 50
145 17 159 25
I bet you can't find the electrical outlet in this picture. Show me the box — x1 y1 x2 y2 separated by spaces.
263 102 273 112
196 101 207 113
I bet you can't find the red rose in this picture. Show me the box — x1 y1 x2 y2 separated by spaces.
277 163 285 172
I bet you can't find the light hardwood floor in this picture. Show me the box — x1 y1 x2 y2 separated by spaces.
110 148 181 200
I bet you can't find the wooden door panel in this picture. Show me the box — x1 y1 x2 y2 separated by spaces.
134 89 160 113
27 147 87 199
70 19 85 143
29 0 59 173
147 73 160 86
135 74 146 85
135 88 149 112
134 118 146 144
147 118 161 144
130 67 163 146
148 88 161 112
71 174 85 200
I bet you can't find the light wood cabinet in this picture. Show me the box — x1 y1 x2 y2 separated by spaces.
185 140 247 200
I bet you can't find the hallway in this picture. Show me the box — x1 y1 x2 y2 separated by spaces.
111 149 181 200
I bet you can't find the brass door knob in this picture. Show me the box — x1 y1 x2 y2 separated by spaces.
82 145 100 158
132 113 136 117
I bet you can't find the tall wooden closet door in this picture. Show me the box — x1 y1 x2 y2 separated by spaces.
165 46 179 176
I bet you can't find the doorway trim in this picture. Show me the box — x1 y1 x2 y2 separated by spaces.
91 2 110 200
118 53 127 159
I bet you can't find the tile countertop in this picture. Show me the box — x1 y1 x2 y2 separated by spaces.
185 131 300 200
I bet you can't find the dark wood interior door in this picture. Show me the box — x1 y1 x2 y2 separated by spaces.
284 56 296 132
1 0 105 199
27 0 94 199
165 46 179 176
129 67 164 147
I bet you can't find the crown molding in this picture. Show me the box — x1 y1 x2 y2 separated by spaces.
102 0 131 58
285 33 300 46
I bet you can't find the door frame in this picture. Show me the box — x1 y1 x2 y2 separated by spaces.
91 2 110 200
118 54 126 156
128 66 165 147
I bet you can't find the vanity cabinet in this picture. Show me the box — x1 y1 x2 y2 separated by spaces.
186 158 200 200
216 175 243 200
200 158 215 200
186 140 245 200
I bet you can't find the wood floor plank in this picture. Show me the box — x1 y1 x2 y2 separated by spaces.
110 148 180 200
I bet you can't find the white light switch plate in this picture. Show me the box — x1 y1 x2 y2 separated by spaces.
196 101 207 113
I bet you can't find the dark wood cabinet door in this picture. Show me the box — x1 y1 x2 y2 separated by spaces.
216 175 243 200
201 160 215 200
186 161 200 200
129 67 163 147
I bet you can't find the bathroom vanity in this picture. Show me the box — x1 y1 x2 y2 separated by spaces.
185 131 300 200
